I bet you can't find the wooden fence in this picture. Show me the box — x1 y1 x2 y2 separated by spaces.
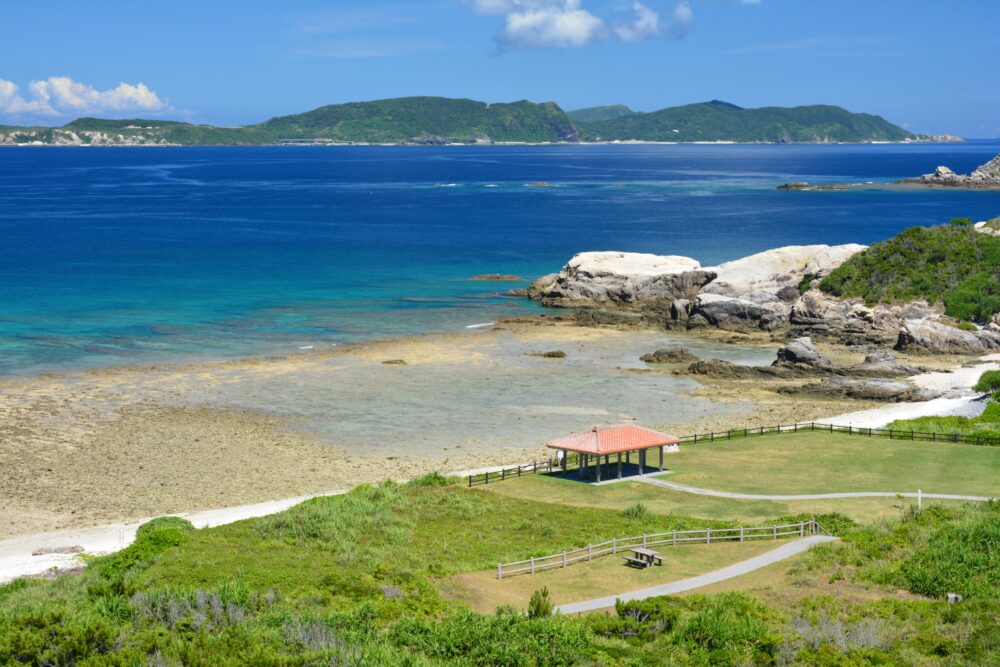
496 519 822 579
468 421 1000 487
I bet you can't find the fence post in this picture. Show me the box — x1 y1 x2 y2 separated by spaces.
497 563 502 580
485 471 489 485
799 522 804 537
517 466 521 477
468 475 472 488
588 545 593 561
530 557 535 575
612 538 617 555
562 552 567 568
706 528 711 545
740 526 744 542
672 531 676 547
643 534 648 548
773 525 777 540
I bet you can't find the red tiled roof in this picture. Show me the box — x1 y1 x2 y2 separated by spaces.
545 423 681 455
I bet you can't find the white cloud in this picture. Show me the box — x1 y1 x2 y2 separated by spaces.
0 77 167 120
670 0 693 38
470 0 702 50
615 2 660 42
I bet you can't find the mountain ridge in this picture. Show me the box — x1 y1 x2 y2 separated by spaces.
0 96 954 146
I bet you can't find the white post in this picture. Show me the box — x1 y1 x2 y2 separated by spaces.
497 563 502 580
612 538 617 554
562 552 567 568
588 545 593 561
918 489 922 510
739 526 744 542
706 528 711 545
530 557 535 575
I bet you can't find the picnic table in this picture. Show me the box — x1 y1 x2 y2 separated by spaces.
624 547 663 569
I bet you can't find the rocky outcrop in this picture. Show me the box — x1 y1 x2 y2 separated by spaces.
703 245 866 299
772 337 833 370
902 153 1000 188
790 290 942 340
894 320 1000 354
528 252 715 307
687 293 789 331
847 352 921 377
640 347 698 364
782 378 941 402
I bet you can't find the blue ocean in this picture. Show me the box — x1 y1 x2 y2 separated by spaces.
2 142 999 375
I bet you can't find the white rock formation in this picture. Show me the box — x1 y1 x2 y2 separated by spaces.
702 244 868 298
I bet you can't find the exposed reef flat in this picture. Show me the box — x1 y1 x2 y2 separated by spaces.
4 319 873 539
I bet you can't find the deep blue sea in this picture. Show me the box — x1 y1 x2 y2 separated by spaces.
2 142 999 375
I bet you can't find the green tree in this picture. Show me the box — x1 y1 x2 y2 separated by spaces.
528 587 554 619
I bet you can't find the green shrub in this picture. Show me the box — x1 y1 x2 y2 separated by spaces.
901 505 1000 598
90 516 195 586
528 587 553 619
975 370 1000 394
821 223 1000 322
955 321 979 331
406 471 453 488
674 592 777 662
623 503 652 522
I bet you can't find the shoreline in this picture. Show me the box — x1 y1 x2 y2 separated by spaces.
0 139 965 149
2 347 995 584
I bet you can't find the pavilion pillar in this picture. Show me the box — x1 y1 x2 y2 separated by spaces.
638 449 644 475
580 454 586 479
659 446 664 472
561 452 567 473
596 454 602 482
617 453 622 479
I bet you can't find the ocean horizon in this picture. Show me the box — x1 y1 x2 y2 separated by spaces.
3 141 999 376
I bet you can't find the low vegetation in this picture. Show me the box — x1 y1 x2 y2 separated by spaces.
3 473 1000 664
821 220 1000 322
888 370 1000 438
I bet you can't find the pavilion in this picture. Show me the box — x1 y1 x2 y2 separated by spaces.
545 423 681 482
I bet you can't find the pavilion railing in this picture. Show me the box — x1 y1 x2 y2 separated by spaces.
496 519 821 579
467 421 1000 487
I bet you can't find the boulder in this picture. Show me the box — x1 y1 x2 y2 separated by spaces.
528 251 715 307
894 320 1000 354
847 351 921 377
688 293 790 331
773 337 834 369
640 347 698 364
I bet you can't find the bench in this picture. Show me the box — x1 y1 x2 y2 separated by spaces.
624 556 649 568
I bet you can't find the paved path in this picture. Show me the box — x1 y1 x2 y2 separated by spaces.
556 535 839 614
634 476 997 502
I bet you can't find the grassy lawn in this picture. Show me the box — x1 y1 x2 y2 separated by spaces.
482 473 961 524
136 480 732 607
661 430 1000 496
443 538 794 613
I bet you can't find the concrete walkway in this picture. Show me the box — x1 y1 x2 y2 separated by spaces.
635 476 998 502
556 535 839 614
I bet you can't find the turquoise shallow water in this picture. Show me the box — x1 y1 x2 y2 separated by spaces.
2 142 999 376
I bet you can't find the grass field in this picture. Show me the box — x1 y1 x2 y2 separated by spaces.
444 539 792 613
481 474 959 523
659 431 1000 496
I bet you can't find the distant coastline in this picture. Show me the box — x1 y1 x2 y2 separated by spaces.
0 95 961 147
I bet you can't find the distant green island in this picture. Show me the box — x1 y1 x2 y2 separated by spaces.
0 96 959 146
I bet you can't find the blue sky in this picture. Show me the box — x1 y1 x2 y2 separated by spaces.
1 0 997 137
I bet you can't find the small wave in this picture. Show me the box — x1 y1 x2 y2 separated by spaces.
466 322 496 329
